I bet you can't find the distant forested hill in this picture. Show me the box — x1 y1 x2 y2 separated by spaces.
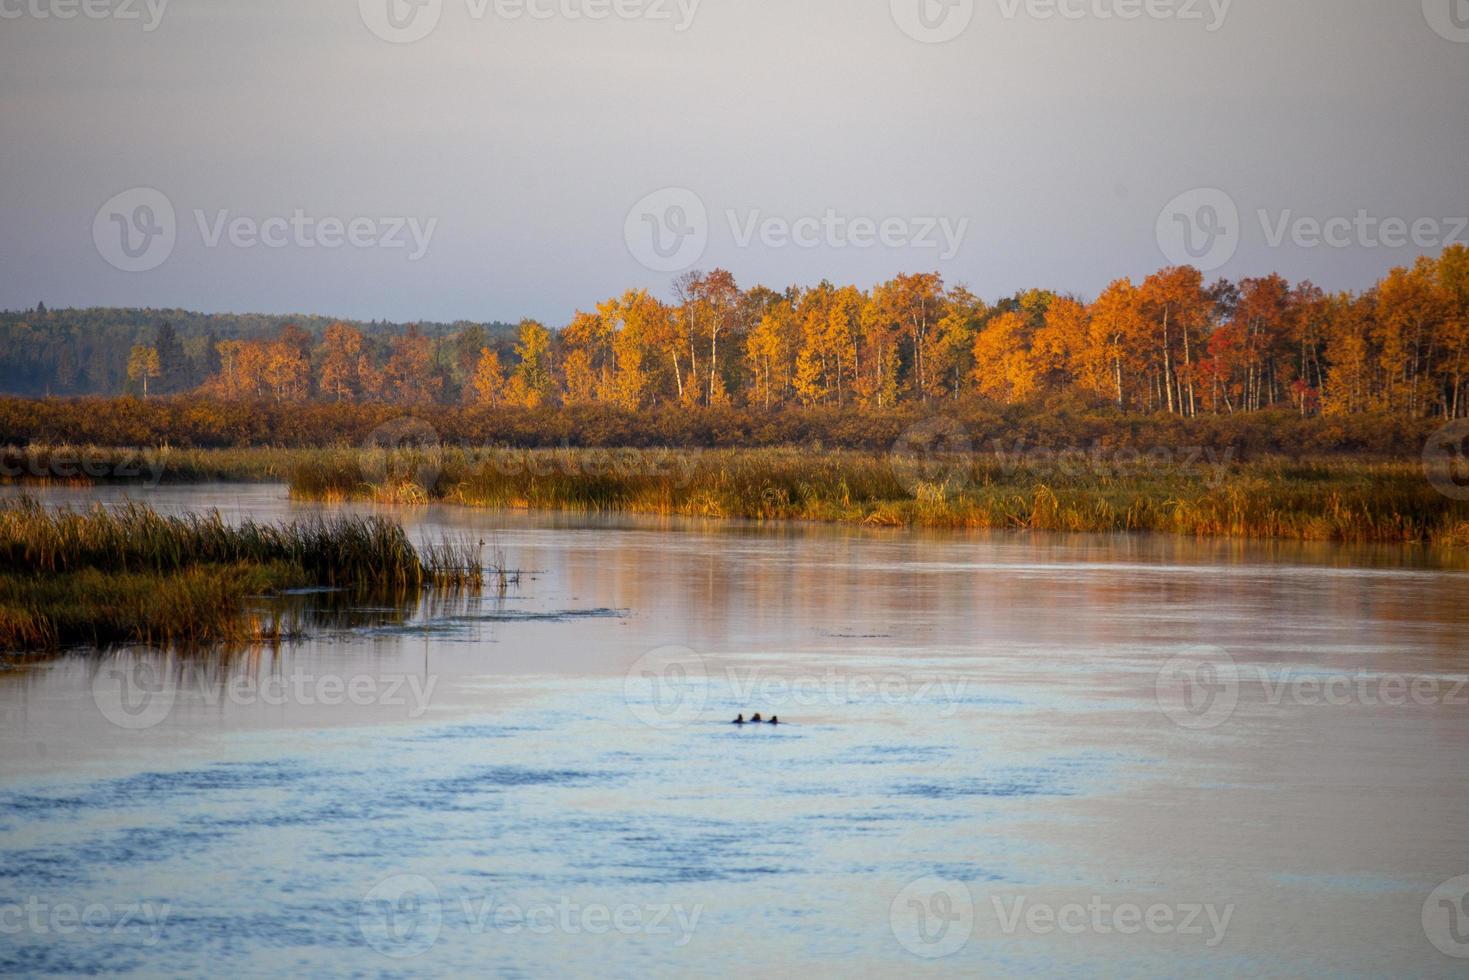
0 305 518 397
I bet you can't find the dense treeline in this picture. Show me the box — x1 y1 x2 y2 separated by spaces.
8 249 1466 419
114 250 1469 419
0 306 516 397
0 395 1444 459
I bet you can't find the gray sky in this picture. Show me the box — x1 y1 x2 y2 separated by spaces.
1 0 1466 323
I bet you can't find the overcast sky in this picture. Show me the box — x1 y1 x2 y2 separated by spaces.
1 0 1466 323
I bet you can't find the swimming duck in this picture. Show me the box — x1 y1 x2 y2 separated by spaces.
750 713 763 723
733 714 746 725
768 715 779 725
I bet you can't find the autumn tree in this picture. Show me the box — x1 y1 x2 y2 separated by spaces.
1436 244 1469 417
1376 257 1448 417
1321 293 1376 416
468 347 506 406
319 323 364 402
381 326 442 405
126 345 161 399
686 269 741 405
1139 267 1212 416
1031 296 1092 396
971 311 1039 403
264 332 309 403
507 319 554 408
1088 278 1148 409
868 273 944 402
561 309 612 404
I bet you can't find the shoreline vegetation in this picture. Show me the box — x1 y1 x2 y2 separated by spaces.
301 449 1469 547
0 500 482 654
1 442 1466 548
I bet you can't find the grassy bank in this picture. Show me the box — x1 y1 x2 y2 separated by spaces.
282 446 1469 546
0 500 481 653
2 444 1466 547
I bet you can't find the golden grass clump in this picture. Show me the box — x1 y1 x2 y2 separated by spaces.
0 499 483 653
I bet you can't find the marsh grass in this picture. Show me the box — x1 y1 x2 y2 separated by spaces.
284 447 1469 547
0 499 483 653
3 443 1466 546
0 563 307 653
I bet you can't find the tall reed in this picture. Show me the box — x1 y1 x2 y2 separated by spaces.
0 499 484 653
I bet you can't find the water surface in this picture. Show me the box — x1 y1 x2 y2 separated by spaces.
2 485 1467 977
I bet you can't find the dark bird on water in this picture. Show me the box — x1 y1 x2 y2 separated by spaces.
733 714 745 725
750 713 763 723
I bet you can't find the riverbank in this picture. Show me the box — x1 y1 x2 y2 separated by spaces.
0 499 481 653
3 445 1467 547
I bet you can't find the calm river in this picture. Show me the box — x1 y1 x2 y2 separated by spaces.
2 484 1468 977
